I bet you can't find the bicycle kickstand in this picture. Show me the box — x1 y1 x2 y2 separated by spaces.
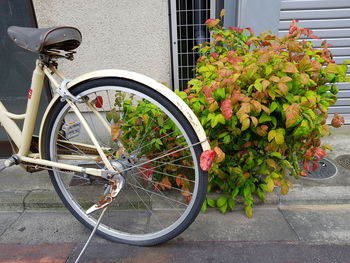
74 178 124 263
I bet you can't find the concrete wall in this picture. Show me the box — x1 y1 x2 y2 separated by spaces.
33 0 171 85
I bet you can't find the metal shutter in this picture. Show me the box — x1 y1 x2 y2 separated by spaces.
279 0 350 123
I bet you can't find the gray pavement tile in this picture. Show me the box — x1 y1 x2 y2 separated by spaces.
280 204 350 243
0 210 106 244
0 211 21 236
0 166 53 191
0 191 27 211
178 207 298 242
25 190 64 209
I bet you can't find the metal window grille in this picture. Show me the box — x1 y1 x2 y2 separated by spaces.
170 0 216 90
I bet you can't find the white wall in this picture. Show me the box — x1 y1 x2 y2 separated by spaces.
33 0 171 85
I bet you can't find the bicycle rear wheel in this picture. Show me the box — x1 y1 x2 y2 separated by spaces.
43 78 207 245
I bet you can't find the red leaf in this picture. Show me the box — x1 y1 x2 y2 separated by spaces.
312 162 318 171
303 161 310 172
331 113 344 128
141 163 154 180
221 99 232 120
200 150 216 171
203 85 212 98
205 18 220 28
95 96 103 108
228 26 243 33
228 57 244 64
314 147 326 160
211 53 219 59
310 35 321 40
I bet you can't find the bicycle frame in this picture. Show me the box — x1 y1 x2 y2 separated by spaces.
0 59 108 177
0 59 211 178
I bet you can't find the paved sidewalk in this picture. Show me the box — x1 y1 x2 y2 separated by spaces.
0 127 350 262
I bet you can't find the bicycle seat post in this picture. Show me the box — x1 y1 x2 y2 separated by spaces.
17 59 46 157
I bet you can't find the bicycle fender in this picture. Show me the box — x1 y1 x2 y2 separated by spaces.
39 69 210 158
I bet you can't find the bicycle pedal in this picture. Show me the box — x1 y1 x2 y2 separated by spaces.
62 122 81 139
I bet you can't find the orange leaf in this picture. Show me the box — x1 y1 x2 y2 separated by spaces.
266 159 277 169
269 76 280 83
283 62 298 73
240 102 251 114
261 105 270 115
277 82 288 95
205 18 220 28
280 76 293 83
176 174 184 187
261 80 270 90
111 124 121 141
250 116 258 127
300 73 310 85
161 176 172 190
250 100 261 113
214 146 225 163
285 103 300 127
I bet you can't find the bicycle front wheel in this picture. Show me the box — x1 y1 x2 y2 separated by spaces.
43 78 207 245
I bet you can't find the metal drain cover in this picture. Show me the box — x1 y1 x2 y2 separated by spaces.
335 154 350 170
300 158 338 180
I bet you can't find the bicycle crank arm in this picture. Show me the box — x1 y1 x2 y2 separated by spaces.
86 177 125 215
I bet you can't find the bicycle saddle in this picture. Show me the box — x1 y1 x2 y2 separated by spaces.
7 26 82 54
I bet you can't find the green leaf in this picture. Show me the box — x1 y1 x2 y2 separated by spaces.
259 112 272 123
270 102 279 113
282 160 293 169
266 177 274 192
232 187 239 197
214 88 226 99
271 151 282 159
270 172 280 179
241 118 250 131
228 198 235 211
243 185 251 199
217 196 228 207
245 206 253 218
268 130 276 142
275 132 284 145
219 202 228 213
201 200 207 213
265 65 273 76
223 135 231 144
207 197 216 207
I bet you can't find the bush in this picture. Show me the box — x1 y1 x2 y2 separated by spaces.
181 17 348 217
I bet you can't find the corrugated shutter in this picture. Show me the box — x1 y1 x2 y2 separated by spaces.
279 0 350 123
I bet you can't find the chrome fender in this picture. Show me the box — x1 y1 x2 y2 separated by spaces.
39 69 210 158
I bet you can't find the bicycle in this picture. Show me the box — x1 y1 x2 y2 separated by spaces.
1 26 210 246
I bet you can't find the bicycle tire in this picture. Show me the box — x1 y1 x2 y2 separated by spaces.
42 77 207 245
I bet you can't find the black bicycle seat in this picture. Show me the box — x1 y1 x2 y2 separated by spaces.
7 26 82 54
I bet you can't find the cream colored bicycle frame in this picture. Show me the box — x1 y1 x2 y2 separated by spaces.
0 59 210 178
